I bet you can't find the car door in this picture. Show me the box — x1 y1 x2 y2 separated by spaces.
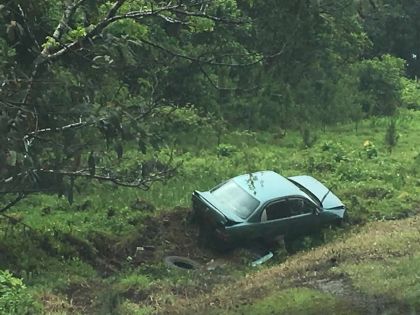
225 199 290 242
284 197 321 238
258 199 293 240
259 197 321 240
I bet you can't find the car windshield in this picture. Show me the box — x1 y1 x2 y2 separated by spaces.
211 180 260 219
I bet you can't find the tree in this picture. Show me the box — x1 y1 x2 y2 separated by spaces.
356 54 405 116
0 0 253 211
359 0 420 78
234 0 369 128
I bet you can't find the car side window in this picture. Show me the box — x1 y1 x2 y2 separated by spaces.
261 199 317 222
289 198 316 216
263 200 291 221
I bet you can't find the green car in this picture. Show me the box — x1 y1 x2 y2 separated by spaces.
192 171 346 248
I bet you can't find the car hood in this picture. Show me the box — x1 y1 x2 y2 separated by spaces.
199 191 245 223
288 175 344 209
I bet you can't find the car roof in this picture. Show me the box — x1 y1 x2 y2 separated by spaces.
232 170 307 203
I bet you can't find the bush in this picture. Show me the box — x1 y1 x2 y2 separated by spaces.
300 126 317 148
0 270 40 314
401 78 420 110
217 143 237 157
356 55 405 116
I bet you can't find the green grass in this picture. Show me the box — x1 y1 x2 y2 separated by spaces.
212 287 359 315
1 108 420 313
132 109 420 221
163 215 420 314
338 254 420 310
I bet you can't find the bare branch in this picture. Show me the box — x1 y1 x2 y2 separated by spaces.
172 8 246 25
23 119 92 152
0 212 35 233
134 37 288 68
199 66 258 92
1 155 177 191
105 0 126 20
24 119 89 139
17 4 41 51
22 62 39 106
157 13 189 25
34 166 176 190
41 0 89 56
0 194 25 214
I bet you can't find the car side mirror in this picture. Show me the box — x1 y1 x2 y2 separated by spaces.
313 207 321 216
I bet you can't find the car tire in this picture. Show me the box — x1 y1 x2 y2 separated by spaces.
164 256 201 270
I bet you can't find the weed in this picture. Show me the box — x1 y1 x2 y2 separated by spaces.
301 126 317 148
384 119 399 152
0 270 41 314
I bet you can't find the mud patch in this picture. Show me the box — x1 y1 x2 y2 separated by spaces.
309 277 412 315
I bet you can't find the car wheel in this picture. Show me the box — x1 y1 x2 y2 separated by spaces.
164 256 201 270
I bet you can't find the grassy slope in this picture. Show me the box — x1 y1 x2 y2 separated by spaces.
165 215 420 314
0 109 419 313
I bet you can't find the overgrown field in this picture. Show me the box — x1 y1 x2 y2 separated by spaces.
1 109 420 314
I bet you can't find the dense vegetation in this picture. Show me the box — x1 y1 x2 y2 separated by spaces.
0 0 420 314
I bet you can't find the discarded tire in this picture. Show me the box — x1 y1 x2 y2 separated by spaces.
164 256 201 270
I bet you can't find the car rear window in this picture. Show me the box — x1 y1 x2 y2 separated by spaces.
211 180 260 219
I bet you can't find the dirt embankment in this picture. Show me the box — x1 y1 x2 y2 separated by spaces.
157 213 420 314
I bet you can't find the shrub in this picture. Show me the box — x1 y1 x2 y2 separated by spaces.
401 77 420 110
217 143 237 157
0 270 40 314
384 120 399 152
300 126 317 148
362 140 378 159
356 54 405 116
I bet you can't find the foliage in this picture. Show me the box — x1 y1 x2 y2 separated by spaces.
217 143 237 157
0 0 249 207
0 270 40 314
360 0 420 78
401 78 420 110
300 126 317 148
0 1 420 313
355 54 405 116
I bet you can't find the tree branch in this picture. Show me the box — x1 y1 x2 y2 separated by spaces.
34 168 174 189
135 37 288 68
199 66 258 91
41 0 89 56
17 4 41 51
0 194 25 214
172 8 247 25
23 119 92 152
